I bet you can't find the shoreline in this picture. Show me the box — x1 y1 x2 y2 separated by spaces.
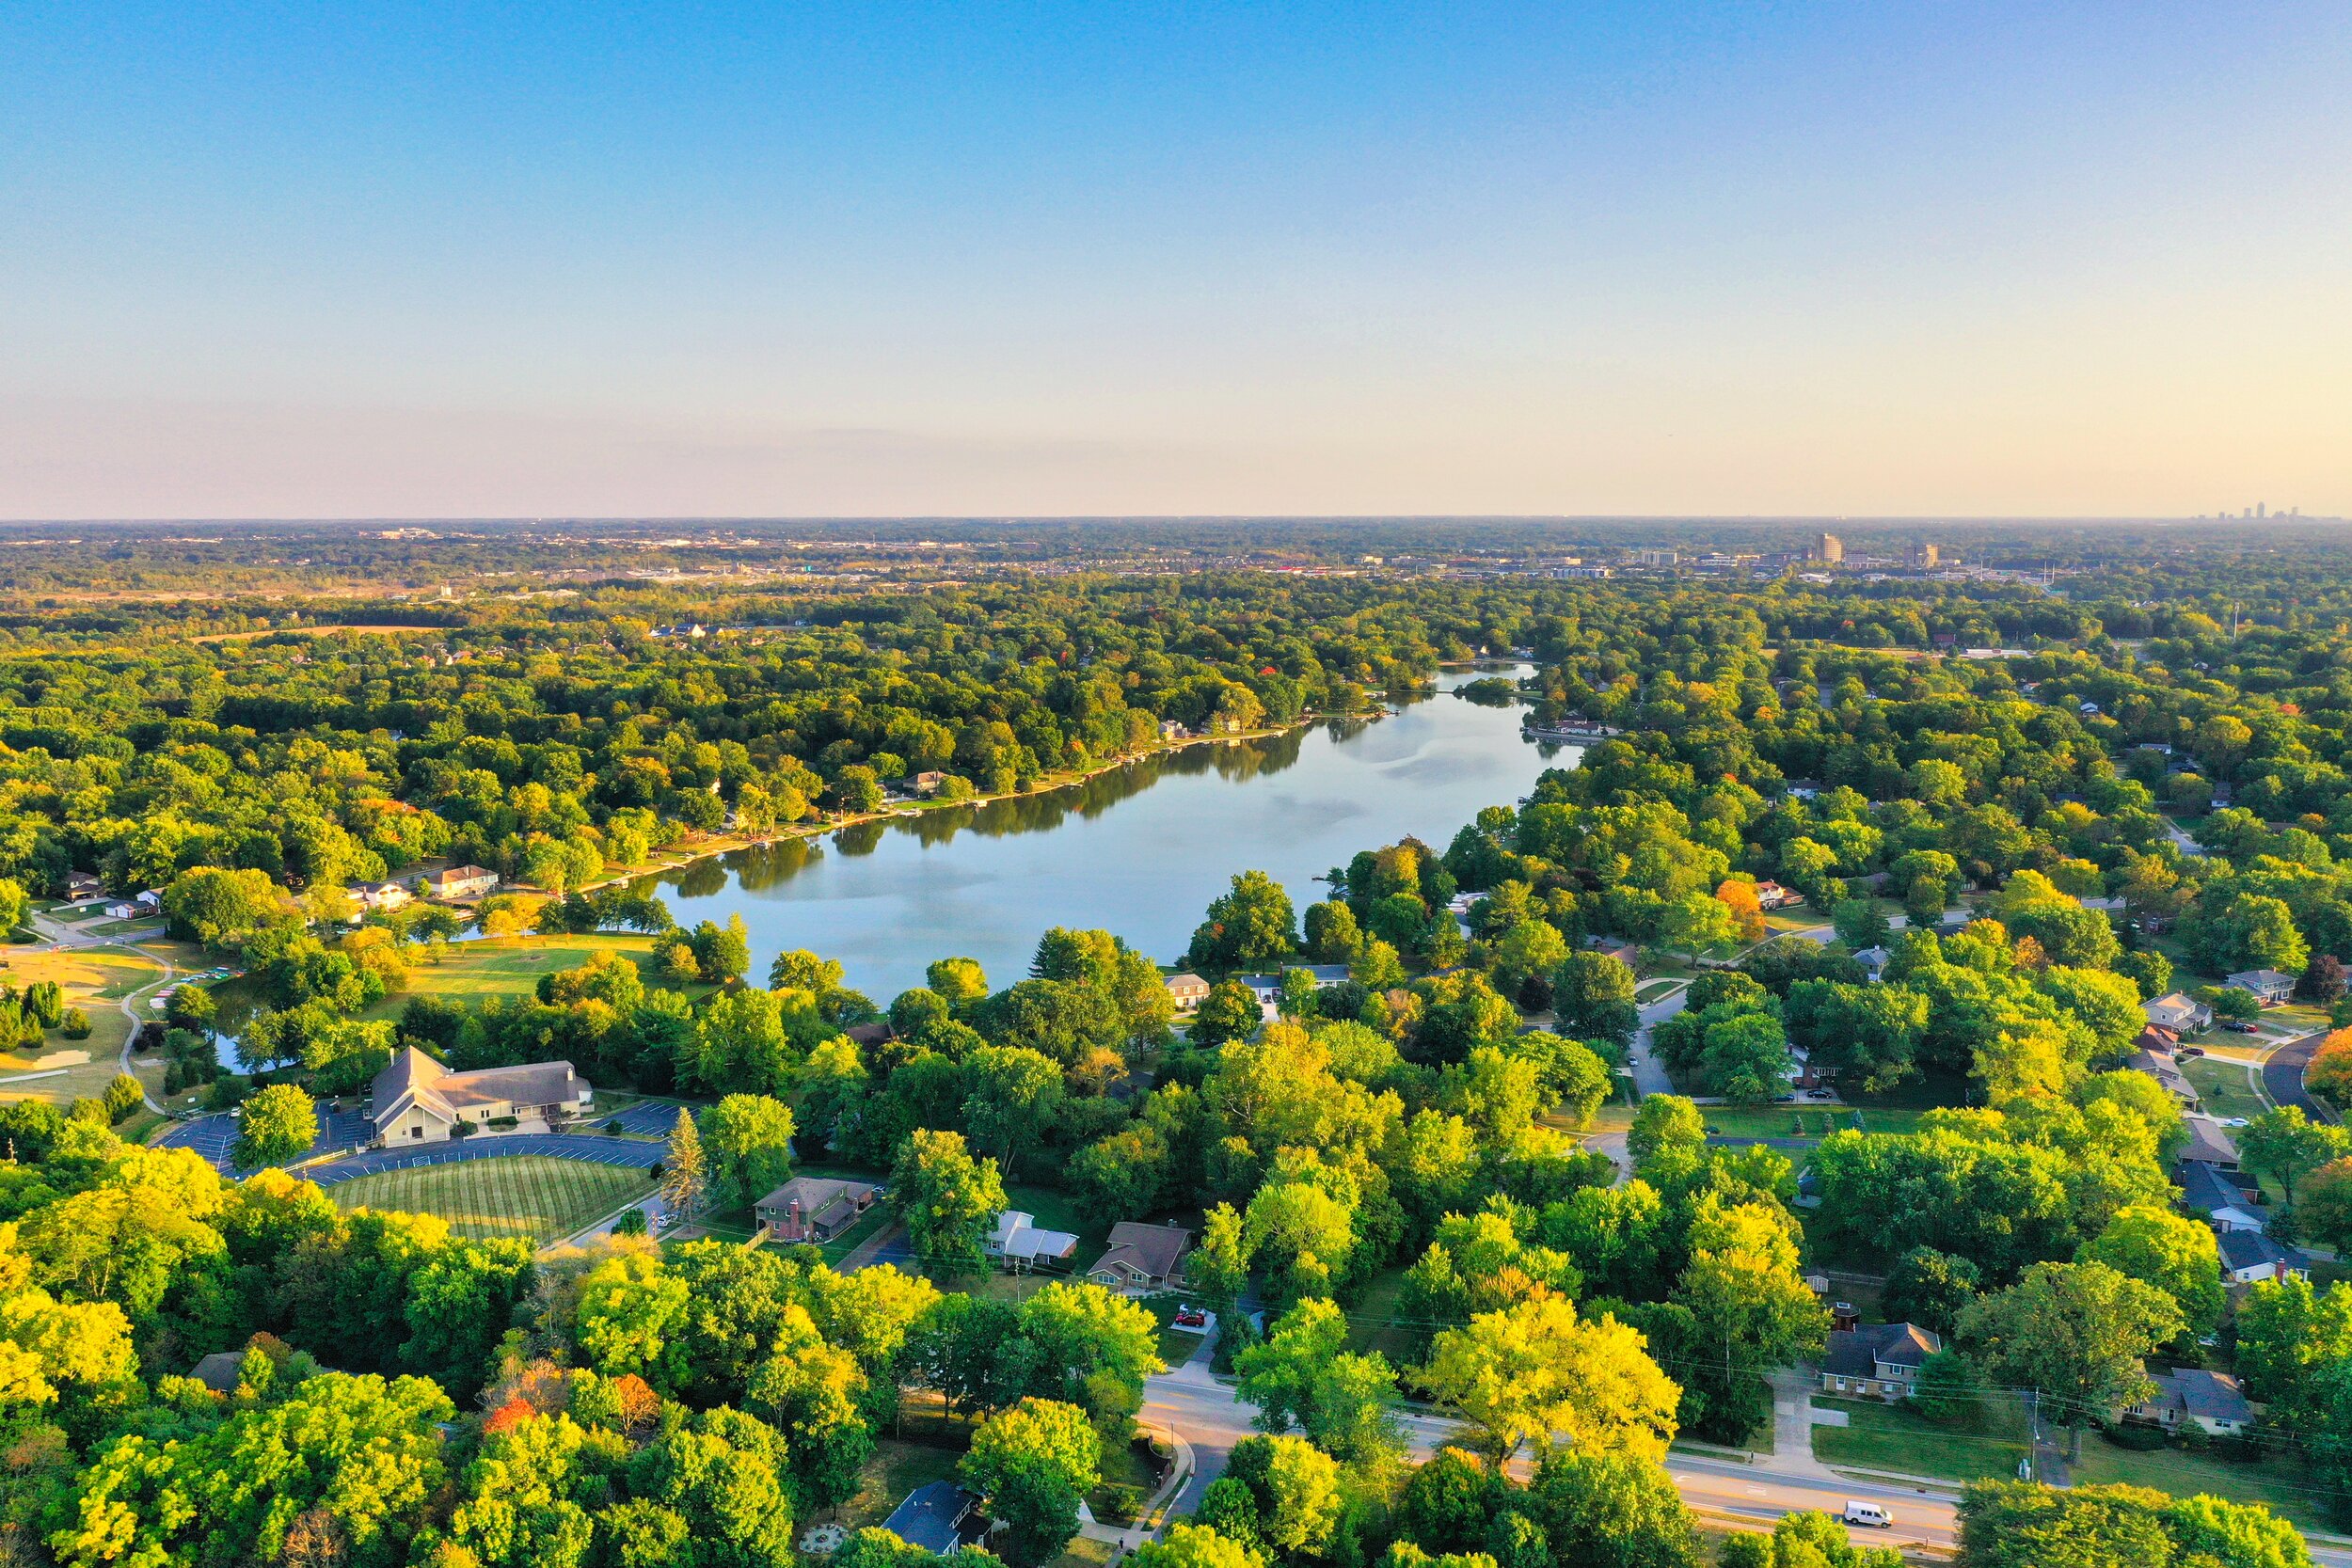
564 709 1352 902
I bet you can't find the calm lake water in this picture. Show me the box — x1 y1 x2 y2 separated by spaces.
629 666 1574 1001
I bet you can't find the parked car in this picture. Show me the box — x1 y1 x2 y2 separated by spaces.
2224 1021 2261 1034
2178 1045 2206 1057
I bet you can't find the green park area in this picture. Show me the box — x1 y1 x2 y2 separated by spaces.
329 1154 656 1244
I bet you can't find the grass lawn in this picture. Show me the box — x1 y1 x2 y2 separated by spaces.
2182 1054 2271 1122
1701 1104 1818 1139
1810 1395 2028 1484
1344 1267 1422 1365
1634 979 1683 1004
2070 1436 2333 1533
330 1154 656 1243
0 943 172 1107
1048 1540 1116 1568
836 1435 966 1529
356 933 709 1021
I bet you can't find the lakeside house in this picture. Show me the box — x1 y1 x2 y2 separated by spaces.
909 770 947 795
421 864 500 900
2144 992 2213 1033
370 1046 592 1145
1820 1321 1941 1401
1087 1221 1191 1294
350 880 411 911
757 1177 880 1243
985 1211 1080 1273
2225 969 2297 1006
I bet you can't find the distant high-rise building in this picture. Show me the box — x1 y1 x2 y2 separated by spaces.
1816 532 1844 563
1906 542 1940 568
2258 502 2267 519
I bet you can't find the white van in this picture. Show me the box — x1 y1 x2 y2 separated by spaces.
1843 1501 1892 1528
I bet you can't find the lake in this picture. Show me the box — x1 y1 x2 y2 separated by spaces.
628 666 1575 1001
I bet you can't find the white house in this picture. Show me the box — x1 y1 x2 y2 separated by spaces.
2144 992 2212 1033
985 1211 1080 1272
2122 1369 2256 1436
2226 970 2297 1006
2217 1227 2307 1286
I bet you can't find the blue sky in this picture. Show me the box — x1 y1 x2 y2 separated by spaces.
2 4 2346 517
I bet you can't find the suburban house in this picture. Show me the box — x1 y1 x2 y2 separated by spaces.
2218 1227 2308 1286
186 1351 250 1396
1820 1322 1942 1400
1237 966 1352 1006
1165 974 1212 1013
2226 969 2297 1006
63 872 104 901
1752 880 1799 911
2145 992 2213 1033
136 889 163 910
2179 1114 2242 1171
350 880 412 911
2122 1369 2256 1436
881 1483 989 1556
1585 938 1645 970
986 1211 1081 1272
1851 945 1892 982
756 1177 880 1243
103 902 138 920
2135 1023 2182 1056
370 1046 592 1145
1087 1221 1191 1293
421 864 501 900
2128 1049 2200 1106
2181 1161 2267 1234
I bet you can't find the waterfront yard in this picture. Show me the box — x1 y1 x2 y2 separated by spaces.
356 934 684 1022
329 1154 656 1243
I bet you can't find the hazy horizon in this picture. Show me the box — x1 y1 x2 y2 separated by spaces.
5 5 2347 519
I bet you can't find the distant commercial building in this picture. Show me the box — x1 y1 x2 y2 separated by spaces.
1816 532 1844 563
1634 548 1679 567
1908 542 1940 568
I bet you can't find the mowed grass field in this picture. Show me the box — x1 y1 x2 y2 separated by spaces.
0 944 173 1106
330 1155 656 1243
357 934 694 1021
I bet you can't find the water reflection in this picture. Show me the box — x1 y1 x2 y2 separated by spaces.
628 667 1569 1000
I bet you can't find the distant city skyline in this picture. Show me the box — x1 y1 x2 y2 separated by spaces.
2 4 2347 519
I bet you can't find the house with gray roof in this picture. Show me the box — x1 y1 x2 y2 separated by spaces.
2122 1368 2256 1435
2129 1049 2199 1106
2226 970 2297 1006
370 1046 592 1146
882 1482 987 1555
2181 1162 2266 1234
2217 1227 2307 1285
2178 1114 2241 1171
1820 1322 1941 1401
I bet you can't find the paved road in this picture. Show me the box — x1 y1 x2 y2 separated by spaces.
1140 1350 1961 1556
2266 1033 2338 1125
1626 986 1688 1097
